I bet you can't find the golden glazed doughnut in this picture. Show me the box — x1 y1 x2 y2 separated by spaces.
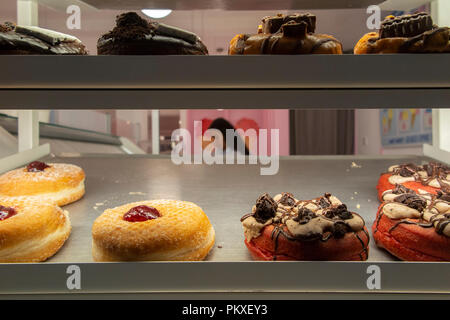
0 196 71 262
0 161 85 206
92 200 215 261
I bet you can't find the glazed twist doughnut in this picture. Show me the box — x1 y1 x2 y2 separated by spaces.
92 199 215 261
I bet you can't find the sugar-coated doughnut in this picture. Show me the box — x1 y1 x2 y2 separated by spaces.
241 193 369 261
92 200 215 261
0 196 71 262
0 161 85 207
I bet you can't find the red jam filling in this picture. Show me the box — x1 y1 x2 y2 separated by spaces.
123 205 161 222
26 161 50 172
0 206 17 221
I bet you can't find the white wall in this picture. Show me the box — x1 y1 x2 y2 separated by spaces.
355 109 424 156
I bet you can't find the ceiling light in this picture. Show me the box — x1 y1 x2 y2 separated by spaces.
141 9 172 19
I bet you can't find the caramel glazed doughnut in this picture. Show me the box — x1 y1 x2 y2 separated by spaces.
92 200 215 261
241 193 369 261
354 12 450 54
374 185 450 261
229 13 343 55
0 161 86 207
0 196 71 262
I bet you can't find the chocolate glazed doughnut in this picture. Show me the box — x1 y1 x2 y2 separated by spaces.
241 193 369 261
0 22 87 55
97 12 208 55
354 13 450 54
229 13 342 55
373 189 450 261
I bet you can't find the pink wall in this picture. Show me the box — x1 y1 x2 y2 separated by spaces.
185 109 290 155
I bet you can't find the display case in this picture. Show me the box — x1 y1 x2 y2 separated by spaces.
0 0 449 299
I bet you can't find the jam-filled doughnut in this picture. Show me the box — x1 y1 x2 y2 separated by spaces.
0 197 71 262
373 188 450 261
0 161 85 207
377 162 450 201
354 13 450 54
229 13 342 55
92 200 215 261
241 193 369 261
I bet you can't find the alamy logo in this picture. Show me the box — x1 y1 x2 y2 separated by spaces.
171 121 280 175
66 265 81 290
366 5 381 30
366 265 381 290
66 5 81 30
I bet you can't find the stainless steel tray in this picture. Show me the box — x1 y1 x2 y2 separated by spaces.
1 154 449 295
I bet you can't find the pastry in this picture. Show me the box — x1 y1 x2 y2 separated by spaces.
92 199 215 261
97 12 208 55
377 162 450 201
0 161 86 207
0 22 87 54
354 13 450 54
241 193 369 261
229 13 342 55
0 196 71 262
373 187 450 261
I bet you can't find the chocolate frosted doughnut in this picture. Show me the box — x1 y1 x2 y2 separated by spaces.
354 13 450 54
229 13 342 55
0 22 87 55
97 12 208 55
241 193 369 261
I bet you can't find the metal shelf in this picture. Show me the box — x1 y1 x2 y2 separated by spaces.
1 55 449 109
78 0 383 10
1 154 449 295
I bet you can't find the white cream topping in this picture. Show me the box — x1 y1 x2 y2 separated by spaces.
382 202 421 219
388 175 415 185
242 216 272 240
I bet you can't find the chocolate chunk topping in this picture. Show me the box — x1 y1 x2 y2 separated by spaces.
318 197 331 209
332 221 350 238
116 12 148 28
394 193 426 211
437 191 450 202
323 204 353 220
279 192 296 206
262 13 316 34
380 13 434 39
398 165 416 177
293 207 317 224
102 12 155 41
281 21 308 38
254 193 277 223
424 162 450 179
392 184 414 195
